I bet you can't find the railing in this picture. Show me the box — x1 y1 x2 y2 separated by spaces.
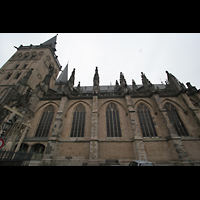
0 150 32 166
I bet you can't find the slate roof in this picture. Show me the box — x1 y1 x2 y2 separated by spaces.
53 84 166 94
56 63 68 83
79 84 166 93
41 34 58 51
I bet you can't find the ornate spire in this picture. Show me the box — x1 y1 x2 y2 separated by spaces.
140 72 156 93
93 67 100 95
63 68 75 95
69 68 75 86
165 71 185 91
141 72 152 87
132 79 137 92
76 81 81 93
93 66 99 86
114 80 120 92
118 72 130 95
120 72 127 87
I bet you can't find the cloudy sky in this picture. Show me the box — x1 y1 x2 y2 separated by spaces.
0 33 200 88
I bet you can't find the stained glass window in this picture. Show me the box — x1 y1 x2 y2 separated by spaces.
106 103 122 137
164 102 189 137
35 105 55 137
137 103 157 137
71 103 86 137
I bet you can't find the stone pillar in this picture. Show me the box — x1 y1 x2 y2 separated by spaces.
152 94 191 165
88 96 99 166
125 95 147 161
43 96 68 165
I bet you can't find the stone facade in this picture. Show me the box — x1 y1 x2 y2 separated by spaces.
1 35 200 166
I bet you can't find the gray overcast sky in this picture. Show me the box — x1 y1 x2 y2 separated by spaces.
0 33 200 88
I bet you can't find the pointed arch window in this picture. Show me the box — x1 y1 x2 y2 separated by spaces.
14 72 21 79
106 103 122 137
35 105 55 137
137 103 157 137
70 103 86 137
164 102 189 137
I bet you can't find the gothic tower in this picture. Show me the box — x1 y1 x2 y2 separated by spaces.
0 35 61 93
0 35 62 151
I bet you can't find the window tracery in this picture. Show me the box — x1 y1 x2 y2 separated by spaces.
35 105 55 137
137 103 157 137
164 102 189 137
70 103 86 137
106 103 122 137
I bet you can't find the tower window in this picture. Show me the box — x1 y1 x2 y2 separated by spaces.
15 64 20 69
106 103 122 137
5 73 12 80
22 64 28 69
31 52 37 59
70 103 86 137
14 72 21 79
164 102 189 137
35 105 55 137
24 52 29 59
137 103 157 137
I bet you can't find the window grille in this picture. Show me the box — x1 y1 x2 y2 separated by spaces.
137 103 157 137
70 103 86 137
164 102 189 137
106 103 122 137
35 105 55 137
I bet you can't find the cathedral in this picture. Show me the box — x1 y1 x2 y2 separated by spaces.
0 35 200 166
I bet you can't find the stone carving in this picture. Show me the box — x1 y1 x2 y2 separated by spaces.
93 67 100 95
132 79 137 92
114 80 120 93
63 68 76 95
24 52 30 59
186 82 198 95
76 81 81 93
42 65 54 85
17 69 33 86
141 72 156 92
119 72 130 95
12 87 33 109
57 81 63 93
38 51 44 59
159 71 186 96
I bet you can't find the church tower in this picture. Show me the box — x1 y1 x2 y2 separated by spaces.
0 35 61 94
0 35 62 151
0 35 62 113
